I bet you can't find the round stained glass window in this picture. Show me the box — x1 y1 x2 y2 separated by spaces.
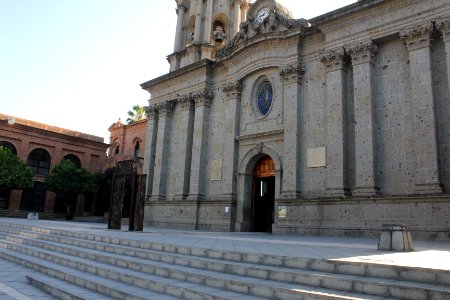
257 81 273 116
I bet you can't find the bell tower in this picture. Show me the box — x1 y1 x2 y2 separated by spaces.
169 0 250 72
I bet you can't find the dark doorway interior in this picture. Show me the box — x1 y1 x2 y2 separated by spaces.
252 155 275 232
252 177 275 232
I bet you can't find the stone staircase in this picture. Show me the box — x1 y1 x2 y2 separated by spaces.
0 221 448 300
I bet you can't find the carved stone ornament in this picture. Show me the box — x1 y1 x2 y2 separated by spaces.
280 63 305 81
346 40 378 65
400 22 433 50
320 48 348 70
155 101 176 116
191 89 214 107
145 105 158 118
223 81 244 94
435 17 450 41
176 0 189 12
177 94 194 110
216 10 310 59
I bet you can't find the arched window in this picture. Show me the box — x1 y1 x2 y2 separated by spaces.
63 154 81 168
0 141 17 155
27 148 51 175
134 141 141 158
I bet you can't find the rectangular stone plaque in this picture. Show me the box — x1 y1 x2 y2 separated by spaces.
307 147 326 168
210 159 222 181
278 206 287 219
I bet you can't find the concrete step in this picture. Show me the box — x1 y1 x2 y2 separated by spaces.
0 222 449 287
27 273 112 300
0 246 180 300
1 229 449 300
0 234 390 300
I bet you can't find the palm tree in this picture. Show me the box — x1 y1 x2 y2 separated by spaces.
126 105 146 124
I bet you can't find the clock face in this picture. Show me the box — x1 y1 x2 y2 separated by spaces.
256 8 270 23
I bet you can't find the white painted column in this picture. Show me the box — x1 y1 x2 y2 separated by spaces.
220 82 242 200
321 49 349 197
193 0 203 44
151 101 175 201
401 24 442 194
144 105 158 199
174 97 195 200
279 64 303 199
348 41 379 196
187 90 214 201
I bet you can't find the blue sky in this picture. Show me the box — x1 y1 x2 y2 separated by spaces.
0 0 355 141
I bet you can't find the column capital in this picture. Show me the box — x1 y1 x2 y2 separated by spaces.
145 105 158 118
155 101 176 117
223 81 244 96
347 40 378 65
435 17 450 42
177 95 195 110
321 48 348 72
240 0 250 10
280 63 305 83
176 0 189 12
400 22 433 51
192 89 214 107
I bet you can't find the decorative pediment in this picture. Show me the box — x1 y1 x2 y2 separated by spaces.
216 0 309 59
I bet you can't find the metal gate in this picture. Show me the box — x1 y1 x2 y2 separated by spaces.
108 160 146 231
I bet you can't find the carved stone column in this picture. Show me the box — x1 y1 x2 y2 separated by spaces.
144 105 158 200
279 64 304 199
321 49 349 197
240 1 250 24
203 0 214 44
231 0 242 38
348 40 379 196
221 82 243 200
151 101 175 201
174 2 188 52
173 96 195 201
401 24 442 194
187 89 214 201
193 0 203 44
437 18 450 112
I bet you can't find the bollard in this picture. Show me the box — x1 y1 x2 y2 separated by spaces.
378 224 414 251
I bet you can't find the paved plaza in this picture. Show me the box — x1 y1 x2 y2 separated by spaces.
0 218 449 299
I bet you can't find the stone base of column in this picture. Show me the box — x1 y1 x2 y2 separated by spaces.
186 194 205 201
378 224 414 252
352 186 380 197
218 194 237 201
326 188 350 197
279 191 301 200
413 182 443 195
173 194 188 201
150 195 166 201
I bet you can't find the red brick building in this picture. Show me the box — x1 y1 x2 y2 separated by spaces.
107 119 147 174
0 114 108 216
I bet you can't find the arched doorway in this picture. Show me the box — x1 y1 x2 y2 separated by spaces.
252 155 275 232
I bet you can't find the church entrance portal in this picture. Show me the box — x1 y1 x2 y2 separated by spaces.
252 156 275 232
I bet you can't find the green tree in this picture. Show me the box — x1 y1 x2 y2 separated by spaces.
126 104 146 124
0 146 33 189
45 160 96 218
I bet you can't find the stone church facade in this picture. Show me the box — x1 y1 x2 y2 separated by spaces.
141 0 450 240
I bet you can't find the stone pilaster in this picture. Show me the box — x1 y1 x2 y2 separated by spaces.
231 0 242 38
174 1 188 52
321 49 349 197
221 81 243 201
240 1 250 23
193 0 203 44
151 101 175 201
436 18 450 115
400 23 443 194
187 89 214 201
279 63 304 199
203 0 214 44
173 96 195 201
347 40 379 196
144 105 158 200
